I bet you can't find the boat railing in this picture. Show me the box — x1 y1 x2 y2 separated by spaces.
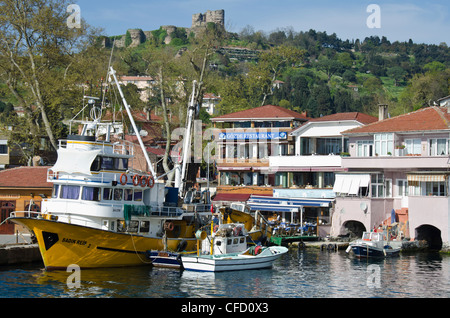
58 138 135 157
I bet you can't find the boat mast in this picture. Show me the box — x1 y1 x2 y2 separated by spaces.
108 67 157 179
178 80 197 197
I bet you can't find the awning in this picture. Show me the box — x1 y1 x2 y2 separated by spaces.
51 148 100 176
333 173 370 195
247 195 333 212
407 173 447 182
212 193 251 202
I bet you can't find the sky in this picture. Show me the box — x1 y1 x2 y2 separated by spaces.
74 0 449 45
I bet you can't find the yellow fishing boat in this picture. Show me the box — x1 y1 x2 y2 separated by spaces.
10 68 211 270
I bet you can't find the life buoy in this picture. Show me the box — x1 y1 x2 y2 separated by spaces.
147 175 155 188
120 173 128 185
164 222 174 231
132 175 140 186
139 176 148 187
254 245 262 255
214 225 219 232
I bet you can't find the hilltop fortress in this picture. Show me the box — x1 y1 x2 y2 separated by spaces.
103 9 225 48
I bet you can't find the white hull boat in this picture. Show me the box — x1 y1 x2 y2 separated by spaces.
181 246 288 272
346 231 401 258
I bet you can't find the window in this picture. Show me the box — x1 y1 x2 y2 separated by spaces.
134 189 143 201
103 188 113 200
52 185 59 198
101 157 114 170
357 140 373 157
371 174 384 198
124 189 133 201
0 145 8 154
113 188 123 201
425 182 446 196
114 158 128 170
397 180 408 197
60 185 80 200
405 139 421 155
374 133 393 156
82 187 101 201
429 139 448 156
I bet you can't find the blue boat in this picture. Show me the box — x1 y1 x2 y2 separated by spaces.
346 231 401 258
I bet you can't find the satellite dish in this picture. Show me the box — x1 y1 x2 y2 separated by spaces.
360 202 368 212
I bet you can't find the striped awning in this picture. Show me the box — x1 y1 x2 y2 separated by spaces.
407 173 447 182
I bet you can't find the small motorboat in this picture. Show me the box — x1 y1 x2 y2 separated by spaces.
346 231 401 258
180 223 288 272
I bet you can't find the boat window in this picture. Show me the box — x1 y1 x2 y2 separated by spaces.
90 156 101 172
227 239 232 245
52 185 59 198
60 185 81 200
82 187 101 201
101 157 114 170
113 188 123 201
124 189 133 201
103 188 113 201
240 237 245 244
134 189 143 202
114 158 128 171
233 238 238 244
127 220 139 232
139 221 149 233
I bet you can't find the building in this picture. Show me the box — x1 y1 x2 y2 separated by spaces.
0 166 53 234
202 93 221 116
119 76 156 102
211 105 309 197
332 105 450 249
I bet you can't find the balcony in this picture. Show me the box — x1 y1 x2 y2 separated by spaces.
341 155 450 170
269 154 343 172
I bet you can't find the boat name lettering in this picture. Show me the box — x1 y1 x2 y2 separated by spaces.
62 238 88 246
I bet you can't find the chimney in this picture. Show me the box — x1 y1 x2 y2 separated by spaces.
378 104 388 121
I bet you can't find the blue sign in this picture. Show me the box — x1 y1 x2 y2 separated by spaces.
218 131 287 140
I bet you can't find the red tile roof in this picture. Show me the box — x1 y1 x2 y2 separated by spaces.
0 166 53 189
343 107 450 134
309 112 378 125
211 105 309 121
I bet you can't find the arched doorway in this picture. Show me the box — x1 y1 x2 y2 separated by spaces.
415 225 442 250
342 220 366 239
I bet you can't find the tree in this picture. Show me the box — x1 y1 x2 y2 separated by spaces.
246 45 306 106
387 66 407 86
0 0 96 152
316 58 344 81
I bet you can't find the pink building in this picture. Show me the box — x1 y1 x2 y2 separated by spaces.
332 105 450 249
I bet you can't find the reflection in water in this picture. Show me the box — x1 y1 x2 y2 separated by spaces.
0 250 449 298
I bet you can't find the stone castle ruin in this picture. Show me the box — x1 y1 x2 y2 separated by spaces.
103 9 225 48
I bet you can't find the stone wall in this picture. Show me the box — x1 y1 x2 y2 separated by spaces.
103 9 225 48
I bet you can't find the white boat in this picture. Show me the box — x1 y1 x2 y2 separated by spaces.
180 223 288 272
346 231 401 258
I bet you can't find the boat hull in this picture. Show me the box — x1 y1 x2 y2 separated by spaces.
11 217 197 270
349 244 400 258
181 246 288 272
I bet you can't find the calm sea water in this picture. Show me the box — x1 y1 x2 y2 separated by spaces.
0 249 449 299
